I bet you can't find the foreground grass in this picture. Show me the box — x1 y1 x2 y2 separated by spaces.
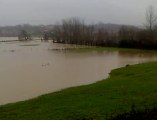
111 107 157 120
1 62 157 120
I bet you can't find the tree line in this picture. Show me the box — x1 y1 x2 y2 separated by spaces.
51 6 157 50
16 6 157 50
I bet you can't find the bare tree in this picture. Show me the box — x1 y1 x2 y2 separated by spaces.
18 30 32 41
145 6 157 32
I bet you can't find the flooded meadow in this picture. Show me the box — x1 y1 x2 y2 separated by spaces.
0 37 157 105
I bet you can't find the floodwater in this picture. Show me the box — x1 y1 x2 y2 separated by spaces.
0 37 157 105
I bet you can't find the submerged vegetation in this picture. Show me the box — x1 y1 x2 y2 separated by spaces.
0 62 157 119
20 44 40 46
73 47 141 52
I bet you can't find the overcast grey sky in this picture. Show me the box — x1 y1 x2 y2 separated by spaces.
0 0 156 26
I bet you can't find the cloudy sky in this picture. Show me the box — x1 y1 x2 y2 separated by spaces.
0 0 156 26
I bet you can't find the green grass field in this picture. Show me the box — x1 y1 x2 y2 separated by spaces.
1 62 157 120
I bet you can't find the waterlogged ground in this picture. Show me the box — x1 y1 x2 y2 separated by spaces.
0 38 157 105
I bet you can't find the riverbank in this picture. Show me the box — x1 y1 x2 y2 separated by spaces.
73 47 157 53
1 62 157 120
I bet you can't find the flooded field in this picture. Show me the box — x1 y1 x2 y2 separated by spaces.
0 38 157 105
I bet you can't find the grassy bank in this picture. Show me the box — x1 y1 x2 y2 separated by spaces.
1 62 157 120
73 47 157 53
111 107 157 120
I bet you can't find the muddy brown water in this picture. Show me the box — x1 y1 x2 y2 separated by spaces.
0 37 157 105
